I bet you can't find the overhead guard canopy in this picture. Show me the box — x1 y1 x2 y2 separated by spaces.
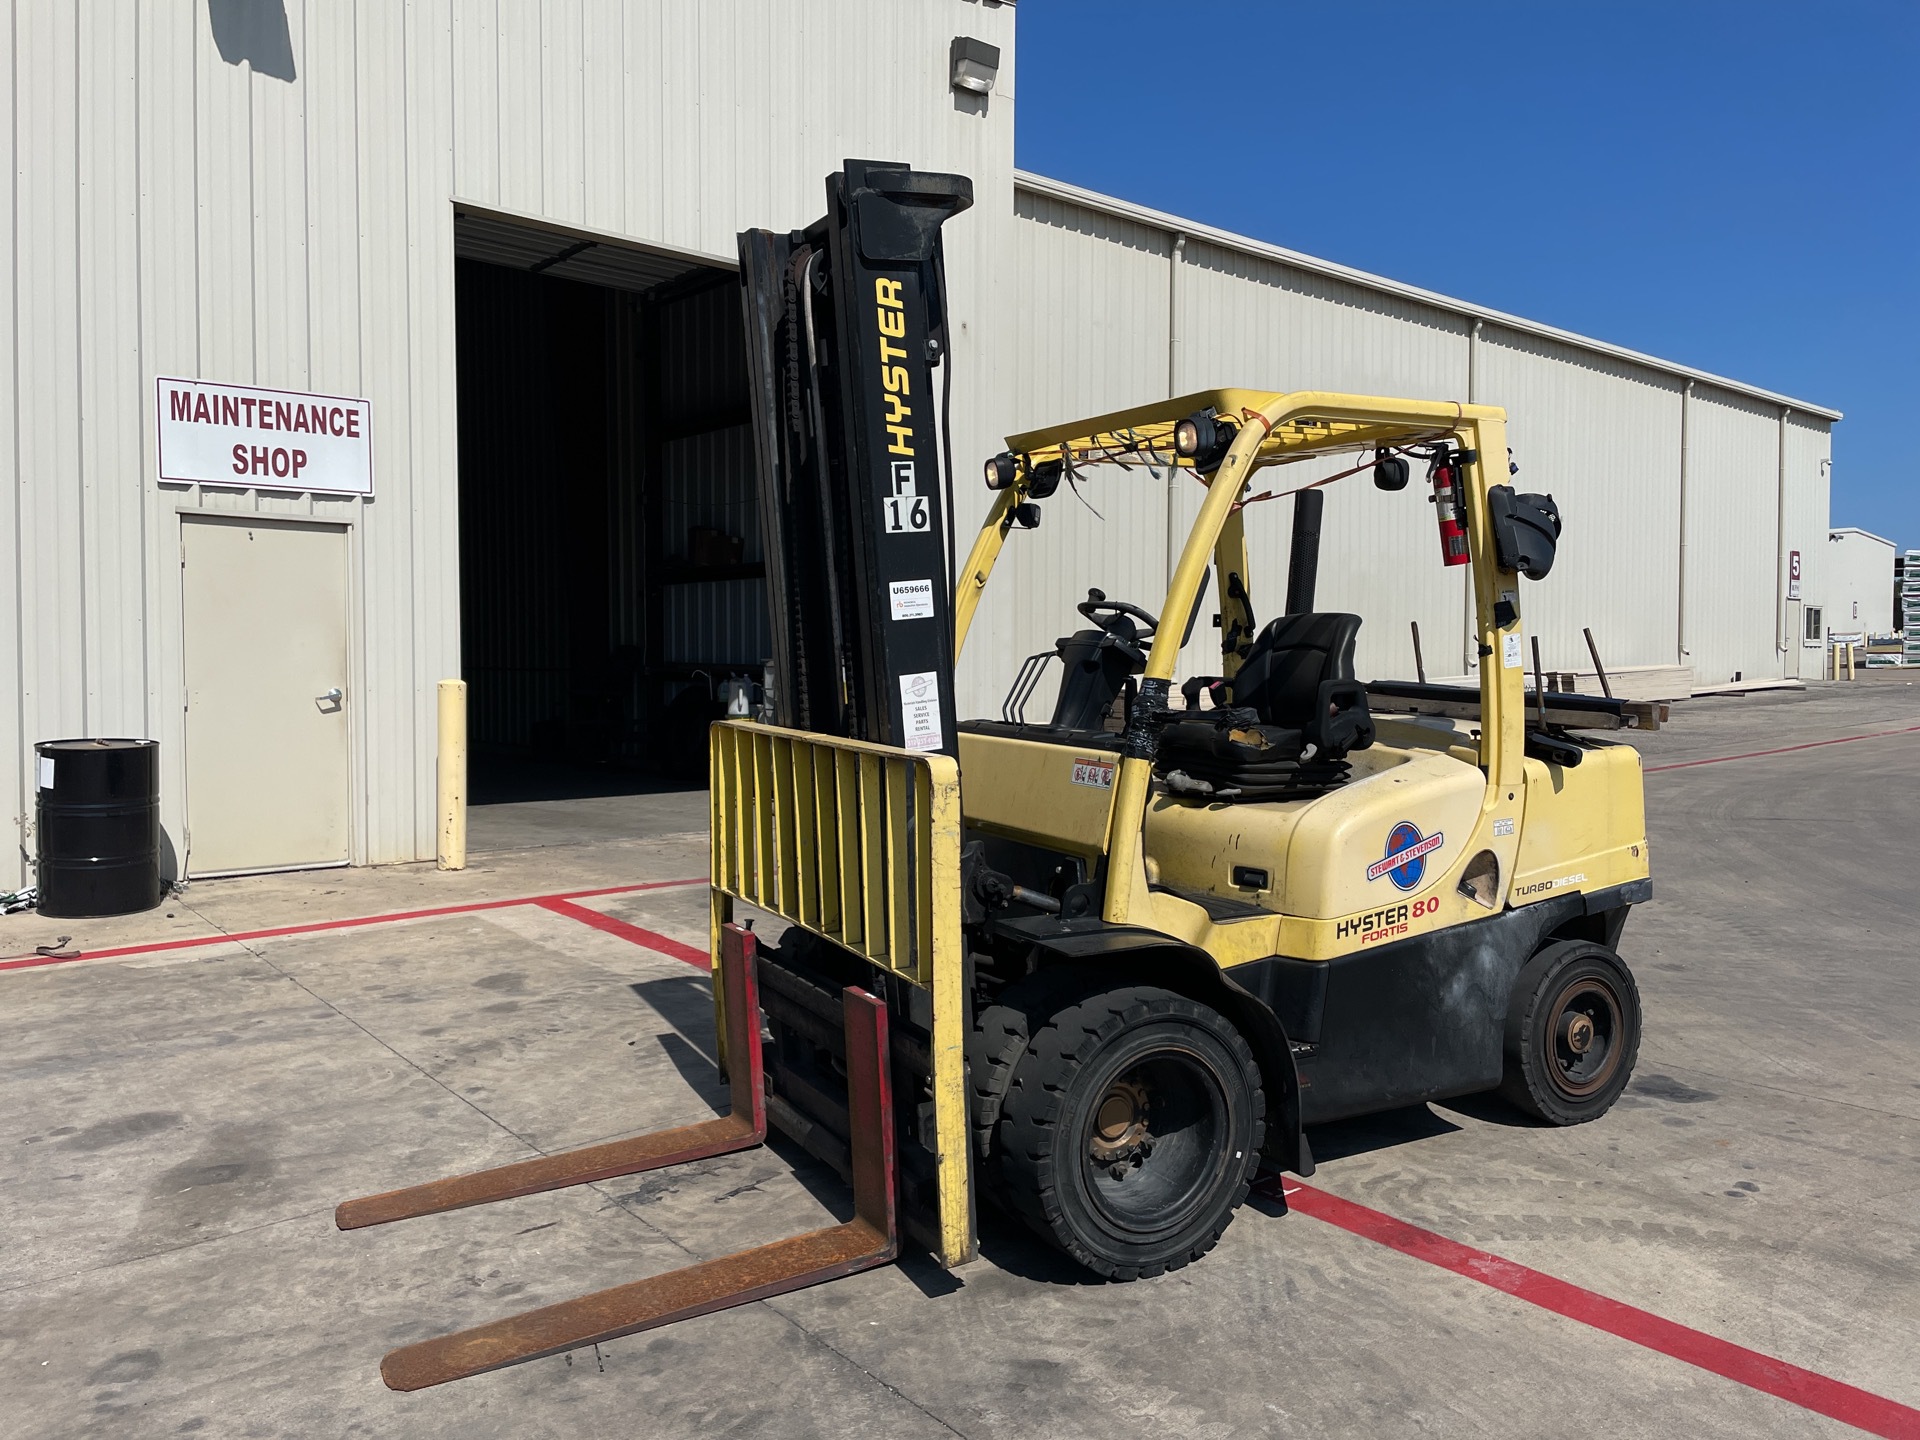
1001 388 1490 481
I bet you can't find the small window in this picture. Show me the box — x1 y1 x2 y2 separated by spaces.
1804 606 1823 643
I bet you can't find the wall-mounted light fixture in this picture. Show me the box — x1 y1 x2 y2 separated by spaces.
950 36 1000 95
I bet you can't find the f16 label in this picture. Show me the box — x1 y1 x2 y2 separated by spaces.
883 461 929 533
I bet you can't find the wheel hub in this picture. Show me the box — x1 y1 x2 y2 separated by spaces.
1560 1011 1594 1054
1546 976 1624 1099
1089 1080 1150 1163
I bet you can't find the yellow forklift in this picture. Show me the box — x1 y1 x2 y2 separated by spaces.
337 162 1651 1388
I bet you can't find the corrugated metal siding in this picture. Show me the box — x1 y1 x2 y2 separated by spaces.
660 430 761 567
12 4 84 880
663 580 769 668
1475 329 1684 674
1018 172 1842 423
3 0 1018 886
0 4 14 882
1783 415 1833 657
1000 188 1837 706
1681 389 1784 684
6 0 1843 886
1822 531 1893 636
447 0 1022 723
607 295 648 661
1174 240 1473 685
1007 190 1174 429
653 278 767 669
964 189 1174 720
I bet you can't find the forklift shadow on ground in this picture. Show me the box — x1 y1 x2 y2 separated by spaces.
1432 1090 1557 1129
629 975 725 1067
632 963 1113 1293
626 967 1507 1288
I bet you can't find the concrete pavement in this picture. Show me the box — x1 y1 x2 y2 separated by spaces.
1 683 1916 1438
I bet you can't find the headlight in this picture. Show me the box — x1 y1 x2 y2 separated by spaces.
984 452 1019 490
1173 412 1235 471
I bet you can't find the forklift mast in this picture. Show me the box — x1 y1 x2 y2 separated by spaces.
739 160 973 755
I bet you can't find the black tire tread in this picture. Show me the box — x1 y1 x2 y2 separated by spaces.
1500 940 1642 1125
966 967 1097 1166
995 985 1263 1280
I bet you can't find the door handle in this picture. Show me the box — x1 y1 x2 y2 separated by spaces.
317 687 344 708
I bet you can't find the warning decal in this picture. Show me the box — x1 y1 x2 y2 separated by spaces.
1070 757 1115 789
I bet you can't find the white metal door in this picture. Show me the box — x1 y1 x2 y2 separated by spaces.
1784 600 1802 679
182 517 351 874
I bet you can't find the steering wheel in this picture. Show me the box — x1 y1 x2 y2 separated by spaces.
1077 588 1160 640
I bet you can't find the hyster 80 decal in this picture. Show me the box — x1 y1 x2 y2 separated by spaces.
1338 895 1442 943
1367 821 1443 890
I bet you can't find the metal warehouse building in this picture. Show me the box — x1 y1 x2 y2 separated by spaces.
1 1 1839 888
1822 528 1896 639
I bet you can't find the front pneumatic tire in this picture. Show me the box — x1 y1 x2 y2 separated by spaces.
1500 940 1642 1125
995 986 1263 1280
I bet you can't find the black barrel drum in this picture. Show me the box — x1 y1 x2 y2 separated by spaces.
34 738 163 918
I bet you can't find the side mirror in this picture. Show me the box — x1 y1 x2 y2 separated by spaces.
1487 486 1561 580
1373 451 1410 491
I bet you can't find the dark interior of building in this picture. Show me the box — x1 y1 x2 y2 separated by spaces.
452 213 767 805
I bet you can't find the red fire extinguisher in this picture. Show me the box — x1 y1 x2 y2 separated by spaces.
1430 453 1469 567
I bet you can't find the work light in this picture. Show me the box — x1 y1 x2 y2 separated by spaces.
1173 412 1235 471
984 451 1019 490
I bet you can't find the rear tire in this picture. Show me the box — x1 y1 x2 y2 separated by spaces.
1500 940 1641 1125
996 986 1263 1280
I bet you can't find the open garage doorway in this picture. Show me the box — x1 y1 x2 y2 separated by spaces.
452 211 767 848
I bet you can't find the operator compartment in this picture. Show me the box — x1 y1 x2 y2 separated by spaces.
1139 602 1483 920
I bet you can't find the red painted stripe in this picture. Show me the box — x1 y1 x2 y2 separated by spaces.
534 896 710 969
1271 1179 1920 1438
1646 724 1920 773
0 877 707 974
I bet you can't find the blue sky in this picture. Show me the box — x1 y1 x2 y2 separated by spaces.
1013 1 1918 549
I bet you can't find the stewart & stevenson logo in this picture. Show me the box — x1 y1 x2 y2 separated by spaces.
1367 821 1443 890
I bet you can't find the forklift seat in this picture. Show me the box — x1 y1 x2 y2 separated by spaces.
1152 613 1373 804
1229 612 1374 756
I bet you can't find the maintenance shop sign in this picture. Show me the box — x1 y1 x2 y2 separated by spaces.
156 377 373 496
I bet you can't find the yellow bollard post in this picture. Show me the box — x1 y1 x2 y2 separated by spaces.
437 679 467 870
